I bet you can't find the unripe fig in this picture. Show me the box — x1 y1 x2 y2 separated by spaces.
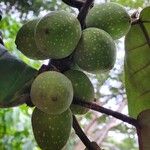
15 19 47 60
30 71 73 114
35 11 81 59
32 108 72 150
74 28 116 73
86 2 131 39
64 70 94 114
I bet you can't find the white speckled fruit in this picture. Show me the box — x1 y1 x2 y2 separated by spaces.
32 108 72 150
30 71 73 114
64 69 94 114
86 2 131 39
74 28 116 73
15 19 48 60
35 11 81 59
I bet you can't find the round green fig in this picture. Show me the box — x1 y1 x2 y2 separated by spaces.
15 19 47 60
86 2 131 39
32 108 72 150
30 71 73 114
35 11 81 59
74 28 116 73
64 70 94 114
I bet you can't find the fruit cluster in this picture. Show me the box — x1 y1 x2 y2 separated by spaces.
15 2 131 150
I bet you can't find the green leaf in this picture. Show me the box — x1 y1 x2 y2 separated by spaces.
137 109 150 150
124 6 150 118
0 44 37 107
110 0 144 8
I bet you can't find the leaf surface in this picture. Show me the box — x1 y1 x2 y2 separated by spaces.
137 109 150 150
0 44 37 107
125 6 150 118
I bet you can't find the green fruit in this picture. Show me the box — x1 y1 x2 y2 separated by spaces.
64 70 94 114
35 10 81 59
15 19 47 60
32 108 72 150
86 2 131 39
30 71 73 114
74 28 116 73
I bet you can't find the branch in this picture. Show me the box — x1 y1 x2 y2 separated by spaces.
25 96 35 107
0 9 2 21
62 0 85 10
50 55 74 72
0 31 4 45
77 0 94 29
0 10 4 45
131 11 139 23
73 98 140 128
131 19 140 25
73 115 101 150
38 63 60 74
73 115 91 147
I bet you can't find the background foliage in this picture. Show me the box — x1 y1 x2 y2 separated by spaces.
0 0 149 149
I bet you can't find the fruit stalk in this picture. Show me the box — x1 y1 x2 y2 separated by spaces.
73 115 101 150
73 98 140 128
77 0 94 29
62 0 85 10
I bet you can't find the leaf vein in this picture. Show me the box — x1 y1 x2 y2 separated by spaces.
139 90 150 98
132 61 150 75
128 42 147 51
